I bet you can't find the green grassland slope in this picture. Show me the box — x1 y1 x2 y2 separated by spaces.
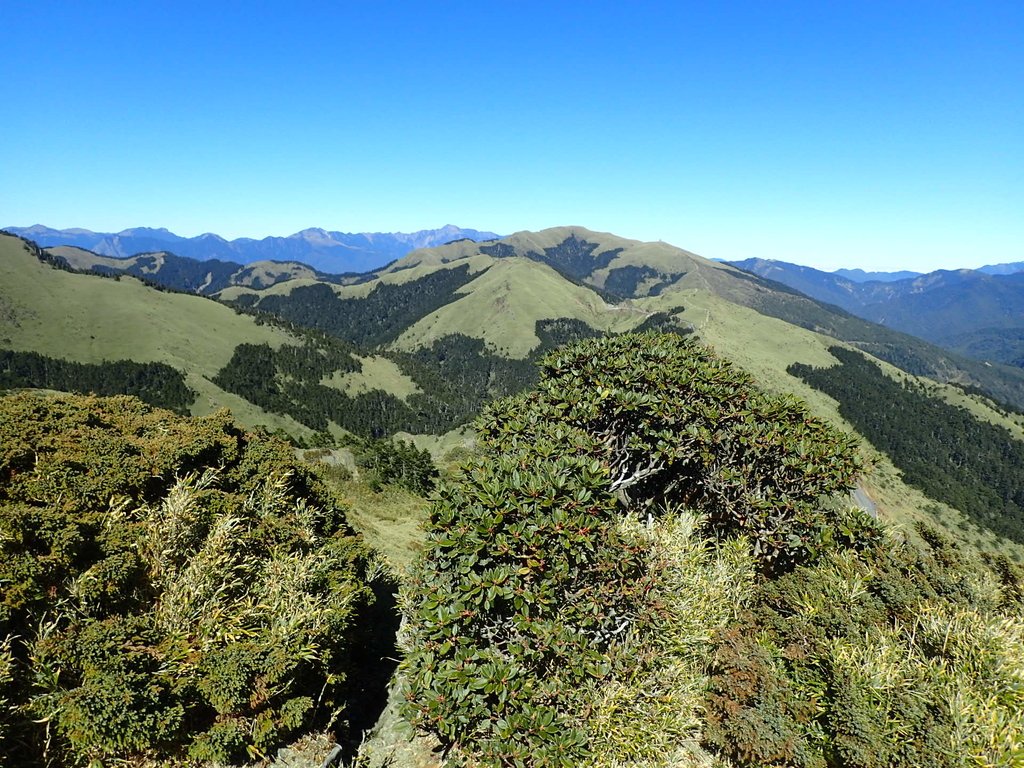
48 244 337 294
0 234 332 436
8 228 1024 558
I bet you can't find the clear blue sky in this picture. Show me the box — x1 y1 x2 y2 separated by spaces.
3 1 1021 271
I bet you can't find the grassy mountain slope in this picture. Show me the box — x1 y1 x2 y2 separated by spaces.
48 244 341 294
3 236 601 442
64 224 1024 409
392 258 643 357
0 234 326 435
382 227 1024 408
9 228 1024 557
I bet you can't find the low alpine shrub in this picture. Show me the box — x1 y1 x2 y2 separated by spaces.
0 392 378 766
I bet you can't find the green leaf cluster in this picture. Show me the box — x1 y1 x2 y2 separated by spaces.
483 333 861 571
0 392 377 766
403 451 648 766
402 333 863 766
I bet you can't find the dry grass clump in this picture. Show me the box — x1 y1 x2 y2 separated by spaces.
575 510 754 767
0 392 379 766
703 518 1024 768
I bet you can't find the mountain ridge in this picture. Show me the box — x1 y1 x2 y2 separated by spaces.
35 226 1024 413
4 223 501 273
730 256 1024 369
5 227 1024 564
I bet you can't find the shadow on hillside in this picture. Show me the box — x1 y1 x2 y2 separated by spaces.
337 577 403 764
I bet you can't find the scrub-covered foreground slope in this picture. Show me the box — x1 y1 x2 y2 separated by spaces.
400 333 1024 768
4 214 1024 767
0 392 390 766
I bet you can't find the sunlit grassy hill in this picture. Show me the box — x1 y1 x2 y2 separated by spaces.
0 234 341 437
7 227 1024 559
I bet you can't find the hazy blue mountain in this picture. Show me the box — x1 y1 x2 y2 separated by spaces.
978 261 1024 276
730 257 1024 369
728 258 864 313
4 224 500 273
834 267 921 282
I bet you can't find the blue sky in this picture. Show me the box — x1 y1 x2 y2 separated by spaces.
3 1 1021 271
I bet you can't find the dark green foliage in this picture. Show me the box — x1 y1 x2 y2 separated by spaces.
534 317 605 348
214 320 605 439
482 334 861 571
85 252 245 294
703 627 824 768
703 519 1023 768
0 349 194 413
633 309 694 335
948 326 1024 369
212 339 376 433
790 346 1024 543
478 242 516 258
528 236 621 281
718 266 1024 410
480 235 624 300
396 334 536 417
603 265 676 297
0 392 377 766
481 235 622 283
213 338 466 437
403 334 863 766
357 438 439 495
246 264 480 347
403 451 650 766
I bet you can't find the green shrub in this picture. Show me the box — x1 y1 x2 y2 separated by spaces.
402 333 863 766
703 522 1024 768
356 438 439 496
479 333 861 571
402 451 649 766
0 392 378 766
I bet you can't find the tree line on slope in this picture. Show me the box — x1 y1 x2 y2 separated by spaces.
790 346 1024 544
234 264 480 347
212 319 605 438
0 349 194 413
726 266 1024 411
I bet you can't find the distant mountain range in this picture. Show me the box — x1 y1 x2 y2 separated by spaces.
829 262 1024 282
730 257 1024 368
3 224 501 273
833 268 922 282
